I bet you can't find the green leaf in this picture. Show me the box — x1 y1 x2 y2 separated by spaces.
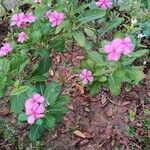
44 81 61 104
10 86 29 96
98 17 124 36
51 37 65 52
48 107 69 113
18 112 27 122
78 9 105 25
51 96 70 108
86 49 108 67
10 86 37 114
18 58 30 75
28 124 44 141
43 115 56 129
11 92 27 114
108 75 121 96
84 28 96 40
30 74 49 83
0 59 10 75
128 110 136 122
73 31 85 47
35 119 43 126
39 57 51 74
125 125 136 137
36 83 46 95
0 77 8 98
126 69 144 84
88 81 101 96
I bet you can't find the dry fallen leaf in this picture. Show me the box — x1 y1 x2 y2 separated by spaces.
105 125 112 139
74 130 86 139
67 104 74 110
121 101 130 106
50 69 54 76
75 83 84 94
106 108 113 117
101 95 107 104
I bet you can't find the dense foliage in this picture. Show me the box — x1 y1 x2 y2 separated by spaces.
0 0 149 142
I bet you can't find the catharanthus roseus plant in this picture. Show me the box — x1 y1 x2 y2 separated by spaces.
11 81 70 141
78 36 148 96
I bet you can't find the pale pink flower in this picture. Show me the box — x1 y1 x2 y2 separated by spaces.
46 11 64 27
33 0 42 3
104 39 122 61
0 43 12 57
17 32 28 43
96 0 112 10
25 94 45 125
11 13 36 28
120 37 133 55
104 37 133 61
79 69 93 84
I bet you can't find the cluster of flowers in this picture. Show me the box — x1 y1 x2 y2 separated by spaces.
11 12 36 28
46 11 64 27
25 94 46 125
0 43 12 56
104 37 133 61
96 0 112 10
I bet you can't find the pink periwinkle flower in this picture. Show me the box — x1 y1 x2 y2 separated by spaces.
11 13 36 28
79 69 93 84
17 32 28 43
33 0 42 3
25 93 45 125
0 43 12 57
96 0 112 10
104 37 133 61
46 11 64 27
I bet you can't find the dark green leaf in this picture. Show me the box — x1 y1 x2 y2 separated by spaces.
28 124 44 141
78 9 105 25
44 81 61 104
43 114 56 129
39 57 51 74
11 93 27 114
51 37 65 52
88 81 101 96
18 112 27 122
73 31 85 47
108 75 121 96
98 17 124 36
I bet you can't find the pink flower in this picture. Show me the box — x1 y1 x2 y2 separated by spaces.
120 37 133 55
0 43 12 57
25 94 45 125
79 69 93 84
46 11 64 27
96 0 112 10
17 32 28 43
33 0 42 3
104 37 133 61
11 13 36 28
